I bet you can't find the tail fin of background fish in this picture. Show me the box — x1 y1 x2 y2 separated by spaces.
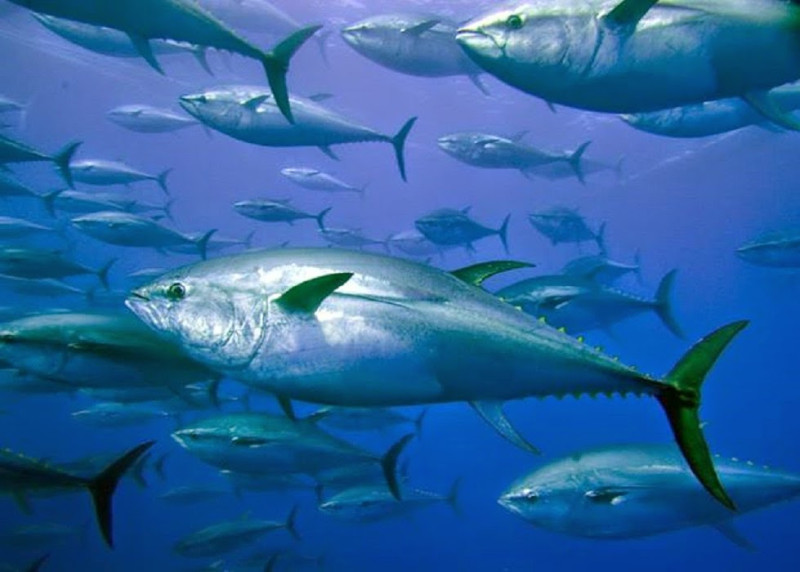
498 214 511 254
130 452 151 489
414 408 428 439
53 141 81 188
655 269 684 339
596 222 607 255
446 477 464 518
96 258 116 291
156 169 172 195
161 199 176 222
382 434 414 501
315 29 332 66
316 207 332 231
284 505 301 540
569 140 591 184
242 230 256 250
196 229 217 260
262 25 323 124
40 189 64 217
86 440 155 548
391 117 418 182
657 321 749 511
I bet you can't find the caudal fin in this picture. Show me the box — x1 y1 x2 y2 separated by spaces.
595 222 607 255
655 270 684 339
316 207 332 230
497 214 511 254
284 505 301 541
86 440 155 548
40 189 65 217
156 169 171 195
391 117 417 182
657 321 748 510
262 25 323 124
195 229 217 260
96 258 116 291
381 434 414 501
569 140 591 185
53 141 81 188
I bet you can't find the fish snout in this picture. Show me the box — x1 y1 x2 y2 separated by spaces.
456 27 505 60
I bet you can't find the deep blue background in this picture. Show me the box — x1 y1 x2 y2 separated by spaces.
1 0 799 570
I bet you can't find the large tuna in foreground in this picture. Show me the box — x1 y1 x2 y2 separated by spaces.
499 443 800 546
127 248 747 509
456 0 800 115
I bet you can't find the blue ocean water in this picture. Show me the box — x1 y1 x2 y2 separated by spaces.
1 0 799 570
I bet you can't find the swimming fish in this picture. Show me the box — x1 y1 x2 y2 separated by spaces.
0 133 79 187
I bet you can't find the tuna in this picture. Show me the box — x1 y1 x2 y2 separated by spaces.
69 159 172 194
415 209 510 253
529 207 605 252
179 86 417 181
736 228 800 268
0 217 58 240
318 228 387 250
281 167 365 195
438 132 591 183
561 254 642 284
70 211 216 259
499 443 800 546
0 247 114 289
456 0 800 119
9 0 321 122
126 248 748 508
341 13 488 94
0 441 154 547
106 105 198 133
234 199 331 229
496 270 683 338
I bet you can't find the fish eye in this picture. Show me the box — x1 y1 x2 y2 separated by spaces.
166 282 187 301
506 14 524 30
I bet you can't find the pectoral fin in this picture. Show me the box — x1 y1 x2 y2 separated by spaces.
276 272 353 314
127 34 163 74
711 522 756 552
743 91 800 132
470 401 540 454
243 95 269 111
451 260 533 287
585 487 629 505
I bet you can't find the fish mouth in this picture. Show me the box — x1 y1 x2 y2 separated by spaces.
455 28 505 60
340 27 359 46
178 96 199 116
497 494 521 514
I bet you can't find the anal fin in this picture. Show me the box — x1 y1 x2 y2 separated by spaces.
127 34 164 74
470 401 540 454
711 522 756 552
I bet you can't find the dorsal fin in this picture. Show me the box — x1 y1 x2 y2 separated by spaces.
451 260 533 287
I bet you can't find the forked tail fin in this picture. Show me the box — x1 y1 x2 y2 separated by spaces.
53 141 81 188
655 269 684 339
86 441 155 548
391 117 417 182
657 321 748 511
262 25 323 123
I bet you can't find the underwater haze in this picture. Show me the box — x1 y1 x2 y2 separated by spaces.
1 0 800 571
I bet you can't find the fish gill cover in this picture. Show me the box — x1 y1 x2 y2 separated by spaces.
0 0 799 571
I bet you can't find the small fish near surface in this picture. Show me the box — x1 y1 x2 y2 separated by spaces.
106 105 198 134
529 207 605 252
438 132 591 183
0 440 154 547
9 0 322 122
32 13 214 74
281 167 365 195
456 0 800 121
179 86 417 181
71 211 217 259
69 159 172 194
173 507 300 559
341 13 489 94
736 228 800 268
499 443 800 548
234 199 331 229
0 133 79 187
126 248 749 508
496 270 684 338
415 208 510 253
